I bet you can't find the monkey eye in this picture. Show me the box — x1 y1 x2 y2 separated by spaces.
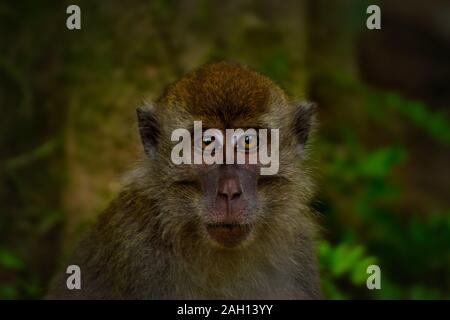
237 133 259 152
202 136 215 149
194 129 223 153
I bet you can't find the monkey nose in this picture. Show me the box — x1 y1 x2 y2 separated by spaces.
218 178 242 201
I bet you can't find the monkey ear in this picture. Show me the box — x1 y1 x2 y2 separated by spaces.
292 102 316 153
137 104 160 159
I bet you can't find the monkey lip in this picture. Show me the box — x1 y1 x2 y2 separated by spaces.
206 222 251 248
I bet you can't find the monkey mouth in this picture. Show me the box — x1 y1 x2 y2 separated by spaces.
206 222 251 248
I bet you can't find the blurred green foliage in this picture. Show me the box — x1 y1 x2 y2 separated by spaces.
311 72 450 299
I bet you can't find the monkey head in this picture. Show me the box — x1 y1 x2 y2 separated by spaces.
136 62 315 252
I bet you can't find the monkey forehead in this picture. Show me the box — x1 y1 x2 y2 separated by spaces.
159 62 288 124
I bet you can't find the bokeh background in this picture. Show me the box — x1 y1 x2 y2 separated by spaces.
1 0 449 299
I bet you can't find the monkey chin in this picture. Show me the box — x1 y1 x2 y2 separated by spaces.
205 223 251 248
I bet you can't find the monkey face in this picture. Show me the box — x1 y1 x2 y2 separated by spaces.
164 127 272 249
196 146 260 248
136 62 315 251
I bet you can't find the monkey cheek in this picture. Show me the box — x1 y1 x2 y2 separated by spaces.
205 224 251 248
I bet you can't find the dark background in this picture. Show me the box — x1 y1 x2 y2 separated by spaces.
0 0 449 299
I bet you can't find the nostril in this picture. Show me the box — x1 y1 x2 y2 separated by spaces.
218 192 228 200
231 192 241 201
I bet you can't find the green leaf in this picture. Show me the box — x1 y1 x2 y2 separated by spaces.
0 248 25 270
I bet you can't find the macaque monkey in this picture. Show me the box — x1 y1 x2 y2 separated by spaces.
47 61 321 299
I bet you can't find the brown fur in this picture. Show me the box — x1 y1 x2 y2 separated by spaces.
47 61 321 299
